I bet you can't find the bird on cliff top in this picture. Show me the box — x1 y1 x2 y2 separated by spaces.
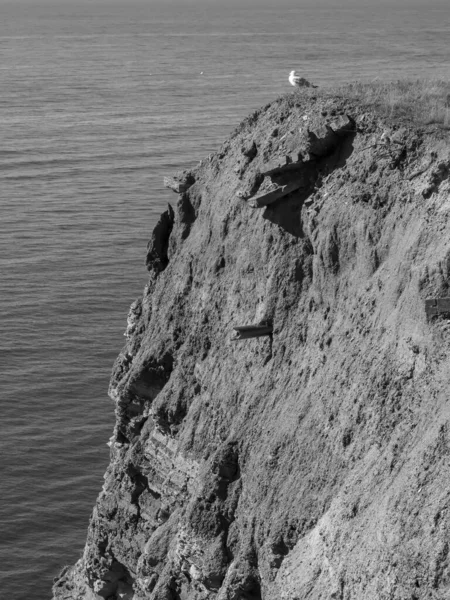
289 71 316 88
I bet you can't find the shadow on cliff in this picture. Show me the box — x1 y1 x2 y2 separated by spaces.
262 133 356 238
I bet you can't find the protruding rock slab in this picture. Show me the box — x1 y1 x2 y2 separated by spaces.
307 124 339 157
164 176 193 194
260 116 355 177
330 114 355 135
304 115 354 157
425 297 450 317
231 325 273 340
249 180 303 208
283 114 355 161
262 152 304 176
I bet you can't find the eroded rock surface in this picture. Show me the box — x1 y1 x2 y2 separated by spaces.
53 89 450 600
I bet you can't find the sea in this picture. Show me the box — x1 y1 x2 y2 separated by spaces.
0 0 449 597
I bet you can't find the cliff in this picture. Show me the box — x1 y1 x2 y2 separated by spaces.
53 82 450 600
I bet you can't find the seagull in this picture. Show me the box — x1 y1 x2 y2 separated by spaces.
289 71 315 88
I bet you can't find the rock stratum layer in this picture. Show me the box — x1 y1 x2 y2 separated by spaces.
53 88 450 600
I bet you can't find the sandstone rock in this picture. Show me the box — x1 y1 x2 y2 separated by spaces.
306 124 339 157
163 171 195 194
330 113 355 135
248 180 302 208
261 152 304 176
241 140 258 160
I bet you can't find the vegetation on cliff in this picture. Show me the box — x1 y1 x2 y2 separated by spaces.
334 79 450 127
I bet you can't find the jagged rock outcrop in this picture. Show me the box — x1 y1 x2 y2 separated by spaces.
53 87 450 600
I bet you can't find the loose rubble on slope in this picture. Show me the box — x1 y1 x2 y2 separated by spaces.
53 85 450 600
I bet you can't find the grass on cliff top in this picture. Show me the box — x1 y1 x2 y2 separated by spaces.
332 79 450 128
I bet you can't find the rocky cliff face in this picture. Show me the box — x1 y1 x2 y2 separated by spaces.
53 88 450 600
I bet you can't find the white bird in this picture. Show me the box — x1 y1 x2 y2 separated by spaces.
289 71 314 88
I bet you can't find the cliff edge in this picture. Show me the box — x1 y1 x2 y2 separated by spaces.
53 82 450 600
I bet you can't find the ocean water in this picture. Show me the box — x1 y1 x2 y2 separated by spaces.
0 1 449 598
